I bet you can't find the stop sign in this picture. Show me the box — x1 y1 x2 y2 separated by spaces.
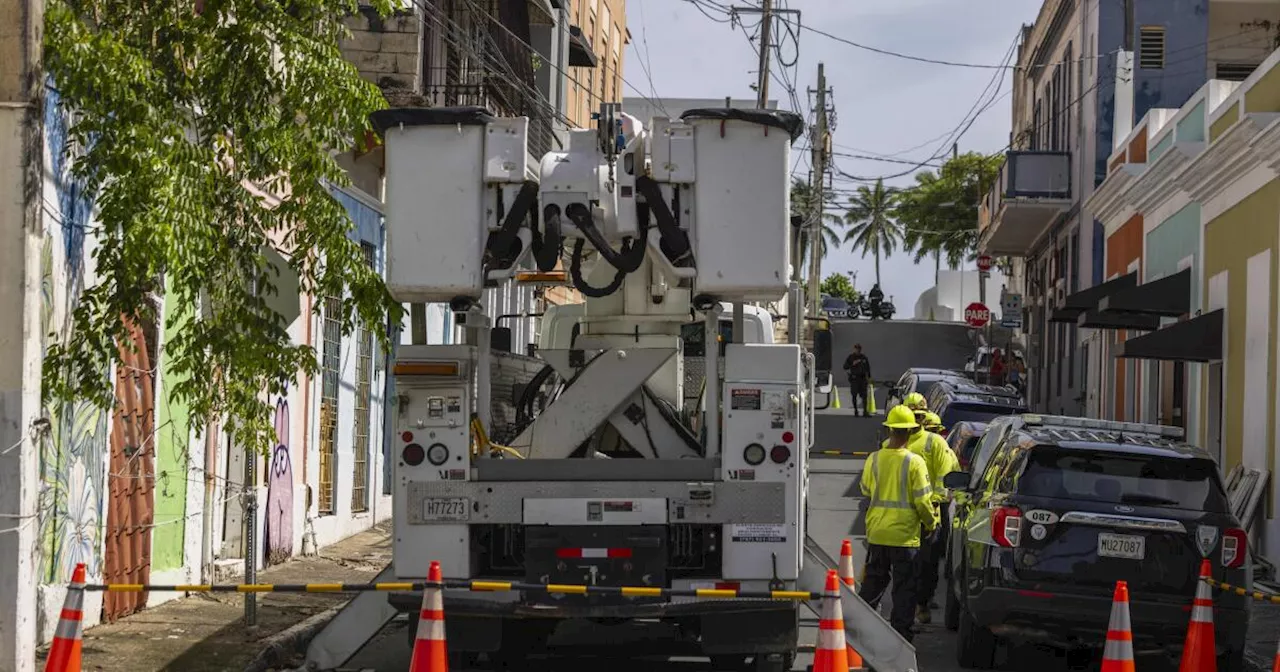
977 255 993 272
965 302 991 328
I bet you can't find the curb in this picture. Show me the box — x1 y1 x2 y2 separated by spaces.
242 603 345 672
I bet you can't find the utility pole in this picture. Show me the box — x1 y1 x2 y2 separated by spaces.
806 63 829 320
0 0 46 669
755 0 774 109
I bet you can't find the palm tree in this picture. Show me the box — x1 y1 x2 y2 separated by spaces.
842 178 903 288
790 179 842 269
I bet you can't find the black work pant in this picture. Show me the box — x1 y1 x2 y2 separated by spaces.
915 506 950 608
858 544 919 642
850 379 868 413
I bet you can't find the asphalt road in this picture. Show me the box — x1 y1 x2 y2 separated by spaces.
343 417 1188 671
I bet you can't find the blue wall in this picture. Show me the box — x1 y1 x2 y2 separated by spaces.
1133 0 1210 124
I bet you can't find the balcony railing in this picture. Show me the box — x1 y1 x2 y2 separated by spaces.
978 150 1072 256
423 66 554 159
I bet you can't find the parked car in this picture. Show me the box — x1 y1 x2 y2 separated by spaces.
821 294 852 319
943 414 1250 670
925 379 1027 429
886 367 970 408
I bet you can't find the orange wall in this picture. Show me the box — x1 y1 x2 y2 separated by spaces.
1127 130 1148 164
1106 213 1144 420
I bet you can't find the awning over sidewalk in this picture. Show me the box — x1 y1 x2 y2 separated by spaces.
1049 272 1138 323
1077 309 1161 330
1097 268 1191 317
1114 309 1223 362
569 26 599 67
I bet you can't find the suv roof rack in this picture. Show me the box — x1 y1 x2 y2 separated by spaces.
1020 414 1185 439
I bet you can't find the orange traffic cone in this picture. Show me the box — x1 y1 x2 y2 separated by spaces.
44 563 86 672
1100 580 1136 672
812 569 850 672
837 540 866 671
1179 559 1217 672
409 561 449 672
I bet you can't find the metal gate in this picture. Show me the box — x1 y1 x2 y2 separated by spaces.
102 318 156 622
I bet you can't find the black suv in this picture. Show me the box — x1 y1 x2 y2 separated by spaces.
888 367 969 407
926 379 1026 429
943 414 1250 669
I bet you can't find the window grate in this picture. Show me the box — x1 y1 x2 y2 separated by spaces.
1139 27 1165 69
1216 62 1258 82
319 295 342 516
351 245 375 513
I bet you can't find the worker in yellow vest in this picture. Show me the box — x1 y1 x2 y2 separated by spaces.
913 411 960 623
859 405 938 642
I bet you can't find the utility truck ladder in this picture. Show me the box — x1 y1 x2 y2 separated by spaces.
801 535 920 672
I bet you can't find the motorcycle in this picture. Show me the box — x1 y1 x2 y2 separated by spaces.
858 296 896 320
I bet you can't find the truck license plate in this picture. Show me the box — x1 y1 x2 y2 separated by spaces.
422 497 470 522
1097 532 1145 560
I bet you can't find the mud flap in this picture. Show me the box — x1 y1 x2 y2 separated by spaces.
304 564 398 669
801 536 919 672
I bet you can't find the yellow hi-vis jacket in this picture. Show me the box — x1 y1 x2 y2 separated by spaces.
912 430 960 505
859 447 937 547
882 430 959 505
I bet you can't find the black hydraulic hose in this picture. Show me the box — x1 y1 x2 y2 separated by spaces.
564 203 647 274
634 175 693 266
515 363 557 426
484 180 539 271
534 205 563 272
570 238 626 298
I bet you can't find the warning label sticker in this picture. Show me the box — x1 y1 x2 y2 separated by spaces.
730 524 787 543
730 388 762 410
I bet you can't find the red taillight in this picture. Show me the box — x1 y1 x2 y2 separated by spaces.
770 445 791 464
1223 528 1247 568
991 506 1022 548
714 581 740 591
401 431 414 443
781 431 795 444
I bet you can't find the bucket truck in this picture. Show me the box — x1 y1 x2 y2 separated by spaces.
304 104 919 672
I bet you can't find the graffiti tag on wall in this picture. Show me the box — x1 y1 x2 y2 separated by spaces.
264 398 294 565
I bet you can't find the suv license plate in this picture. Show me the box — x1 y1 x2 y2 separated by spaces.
422 497 470 522
1098 532 1145 560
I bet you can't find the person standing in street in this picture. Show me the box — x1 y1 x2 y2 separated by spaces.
859 405 938 642
842 343 872 417
914 411 960 624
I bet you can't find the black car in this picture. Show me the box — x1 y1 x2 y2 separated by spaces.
821 294 851 319
943 414 1250 669
926 379 1026 429
887 367 969 407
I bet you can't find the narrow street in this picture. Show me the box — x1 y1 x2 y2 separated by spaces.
344 451 1189 672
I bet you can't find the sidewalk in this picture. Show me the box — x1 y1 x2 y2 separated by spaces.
40 522 391 672
1247 598 1280 671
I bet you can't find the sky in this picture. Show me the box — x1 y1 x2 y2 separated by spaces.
623 0 1043 312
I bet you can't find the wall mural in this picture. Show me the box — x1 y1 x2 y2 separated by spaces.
37 82 109 585
264 398 294 565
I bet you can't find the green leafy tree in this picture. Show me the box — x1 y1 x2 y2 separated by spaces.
819 273 859 304
790 178 841 269
42 0 401 456
841 178 903 288
898 152 1004 281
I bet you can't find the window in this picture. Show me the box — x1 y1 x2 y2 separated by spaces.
1020 447 1230 512
319 294 342 515
1139 26 1166 69
351 244 375 513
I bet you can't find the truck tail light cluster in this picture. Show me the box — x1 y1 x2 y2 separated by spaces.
1222 528 1247 568
992 505 1022 548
